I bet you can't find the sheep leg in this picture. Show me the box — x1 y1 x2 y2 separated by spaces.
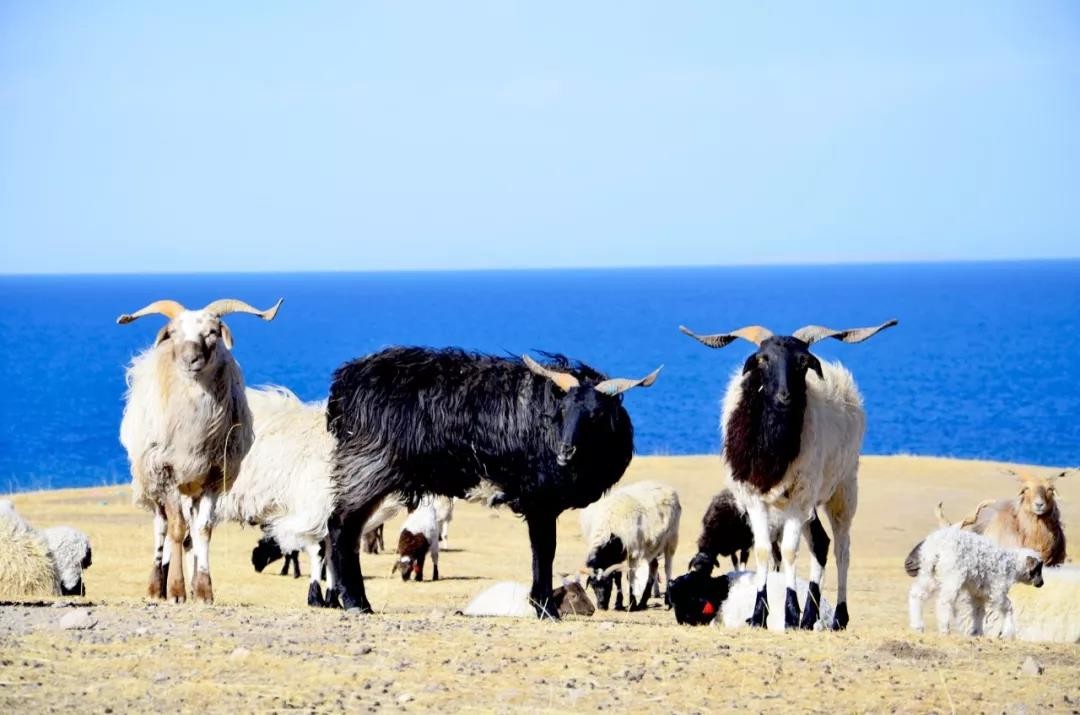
969 595 986 637
330 509 374 613
291 552 301 578
663 543 676 606
278 556 291 576
779 515 803 630
189 492 215 604
163 496 188 603
612 572 625 611
526 512 559 620
147 506 168 600
934 581 960 635
799 513 830 630
322 537 342 609
305 542 325 607
992 592 1015 639
650 558 661 599
431 543 439 581
744 500 772 628
825 481 856 630
908 577 931 633
628 561 654 611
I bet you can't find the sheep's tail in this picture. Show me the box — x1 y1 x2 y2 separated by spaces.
934 502 951 527
957 499 995 530
904 541 924 577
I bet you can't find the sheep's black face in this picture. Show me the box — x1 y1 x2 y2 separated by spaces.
585 535 626 609
555 388 613 467
742 337 823 410
668 570 729 626
251 536 283 573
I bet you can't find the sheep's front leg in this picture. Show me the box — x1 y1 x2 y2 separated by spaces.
190 492 216 604
147 506 168 600
526 512 559 620
163 496 188 603
628 560 654 611
992 593 1016 639
305 542 325 607
908 578 932 633
321 537 341 608
779 515 803 630
744 500 772 628
663 544 677 606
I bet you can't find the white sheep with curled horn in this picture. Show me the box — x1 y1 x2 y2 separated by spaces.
680 318 896 630
118 297 282 603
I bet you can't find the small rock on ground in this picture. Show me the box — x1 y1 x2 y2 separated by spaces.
1020 656 1044 677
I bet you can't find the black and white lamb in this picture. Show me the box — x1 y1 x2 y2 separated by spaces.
907 526 1044 638
681 319 896 630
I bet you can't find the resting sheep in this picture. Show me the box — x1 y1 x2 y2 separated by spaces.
579 480 680 611
118 297 282 603
326 348 660 618
681 319 896 630
462 578 595 618
907 527 1044 637
669 568 836 630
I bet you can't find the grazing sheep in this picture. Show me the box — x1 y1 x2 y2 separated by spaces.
668 569 835 630
0 513 60 599
326 348 660 618
40 526 92 596
393 502 441 581
251 534 302 578
907 527 1044 637
681 320 896 630
691 489 830 578
118 298 282 603
579 481 681 611
462 578 596 618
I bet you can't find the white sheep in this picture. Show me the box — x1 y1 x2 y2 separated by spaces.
681 320 896 630
118 297 281 603
580 480 681 611
907 526 1044 637
393 502 441 581
720 571 836 631
1009 565 1080 643
41 526 92 596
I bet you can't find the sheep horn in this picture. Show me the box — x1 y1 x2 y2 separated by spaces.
201 298 284 321
679 325 774 348
601 563 627 577
791 319 898 346
522 354 581 391
116 299 187 325
593 366 663 396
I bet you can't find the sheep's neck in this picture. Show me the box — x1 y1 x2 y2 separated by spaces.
725 373 805 493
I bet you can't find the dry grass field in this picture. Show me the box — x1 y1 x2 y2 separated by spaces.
2 455 1078 713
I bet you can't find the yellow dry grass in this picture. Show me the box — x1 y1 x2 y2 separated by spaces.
1 455 1078 713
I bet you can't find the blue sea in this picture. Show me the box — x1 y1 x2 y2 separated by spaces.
1 262 1078 493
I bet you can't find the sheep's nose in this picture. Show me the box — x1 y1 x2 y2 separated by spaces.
1033 501 1046 513
556 443 577 466
776 390 791 405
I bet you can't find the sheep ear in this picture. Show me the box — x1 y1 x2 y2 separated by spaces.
155 325 170 346
220 323 234 350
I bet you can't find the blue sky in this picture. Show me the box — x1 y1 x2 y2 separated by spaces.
1 3 1078 274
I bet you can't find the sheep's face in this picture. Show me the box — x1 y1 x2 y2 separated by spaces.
585 535 627 609
668 570 730 626
251 536 283 573
157 310 232 377
741 337 823 410
553 581 596 617
1018 554 1044 588
554 387 614 467
1019 479 1056 517
393 555 421 581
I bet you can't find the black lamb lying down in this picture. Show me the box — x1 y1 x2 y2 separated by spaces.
691 489 830 575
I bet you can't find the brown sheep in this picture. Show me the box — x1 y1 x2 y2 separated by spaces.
940 468 1070 567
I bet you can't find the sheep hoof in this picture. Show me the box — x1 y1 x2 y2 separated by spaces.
345 605 374 614
147 563 166 600
323 588 342 609
800 582 821 630
748 587 768 628
832 602 849 630
307 581 325 608
192 572 214 604
784 588 801 629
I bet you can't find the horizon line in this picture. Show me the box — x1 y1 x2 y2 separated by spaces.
2 255 1078 278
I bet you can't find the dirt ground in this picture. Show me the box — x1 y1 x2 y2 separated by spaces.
2 455 1078 714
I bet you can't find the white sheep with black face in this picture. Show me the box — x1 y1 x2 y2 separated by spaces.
118 297 281 604
41 526 92 596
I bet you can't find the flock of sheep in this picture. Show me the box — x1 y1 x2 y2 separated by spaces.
0 296 1075 644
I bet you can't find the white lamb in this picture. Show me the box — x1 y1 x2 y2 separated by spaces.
580 480 681 611
720 571 836 631
907 527 1044 638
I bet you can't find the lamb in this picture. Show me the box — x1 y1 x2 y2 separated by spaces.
40 526 93 596
462 578 596 618
326 348 660 618
668 568 836 630
907 526 1044 637
118 297 282 603
251 534 302 578
0 511 59 598
393 502 441 581
945 468 1069 567
579 481 681 611
691 488 830 578
681 319 896 629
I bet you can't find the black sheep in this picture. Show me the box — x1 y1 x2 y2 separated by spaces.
326 347 660 618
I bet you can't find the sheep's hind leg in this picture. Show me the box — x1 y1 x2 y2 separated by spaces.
526 512 559 620
628 560 655 612
163 497 188 603
778 515 804 629
744 500 772 628
147 507 168 600
825 480 857 630
799 513 831 630
321 537 342 608
330 508 376 613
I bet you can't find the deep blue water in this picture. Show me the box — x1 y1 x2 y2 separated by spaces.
1 262 1078 493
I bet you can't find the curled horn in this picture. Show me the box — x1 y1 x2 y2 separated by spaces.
679 325 773 348
202 297 284 321
601 563 627 577
522 354 581 391
593 366 663 396
116 299 186 325
791 319 898 346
